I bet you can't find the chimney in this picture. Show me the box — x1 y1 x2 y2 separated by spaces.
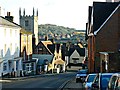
5 12 14 22
45 35 48 41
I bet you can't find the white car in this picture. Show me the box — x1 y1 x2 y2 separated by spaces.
107 73 120 90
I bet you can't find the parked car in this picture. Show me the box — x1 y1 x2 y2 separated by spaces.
107 73 120 90
76 69 88 83
83 73 97 90
91 73 114 90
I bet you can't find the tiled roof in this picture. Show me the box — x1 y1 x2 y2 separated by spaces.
41 41 53 47
41 41 53 54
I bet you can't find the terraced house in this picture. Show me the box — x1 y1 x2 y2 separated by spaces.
0 13 22 77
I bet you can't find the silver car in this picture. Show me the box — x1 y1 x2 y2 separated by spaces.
91 73 114 90
107 73 120 90
83 73 97 90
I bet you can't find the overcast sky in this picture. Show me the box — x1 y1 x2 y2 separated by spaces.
0 0 105 30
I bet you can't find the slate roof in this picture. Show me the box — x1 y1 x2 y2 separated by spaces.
93 2 119 32
32 54 53 65
68 45 85 57
0 16 32 35
0 16 21 28
47 44 55 54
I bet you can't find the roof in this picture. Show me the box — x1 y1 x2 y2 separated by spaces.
54 58 65 65
0 16 21 28
86 6 93 36
41 41 53 54
78 43 84 48
112 73 120 77
47 44 55 54
23 59 36 63
93 2 119 34
32 54 53 65
88 73 97 75
41 41 53 47
69 45 85 56
20 28 32 35
99 73 114 75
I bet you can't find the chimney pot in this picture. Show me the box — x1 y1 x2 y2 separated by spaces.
7 12 10 16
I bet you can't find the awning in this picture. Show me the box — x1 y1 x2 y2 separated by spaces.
54 59 65 65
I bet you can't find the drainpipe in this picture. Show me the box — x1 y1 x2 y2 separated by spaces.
105 53 108 72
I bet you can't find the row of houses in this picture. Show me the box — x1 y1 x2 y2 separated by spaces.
0 11 85 77
86 1 120 73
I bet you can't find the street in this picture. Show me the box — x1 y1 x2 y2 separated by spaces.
2 72 83 90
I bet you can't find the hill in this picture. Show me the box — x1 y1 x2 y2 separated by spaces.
38 24 76 35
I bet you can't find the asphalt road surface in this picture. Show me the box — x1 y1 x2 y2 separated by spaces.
2 72 77 90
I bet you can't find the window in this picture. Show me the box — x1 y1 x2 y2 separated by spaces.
73 60 77 64
116 77 120 90
15 43 17 51
3 62 7 71
110 76 117 89
16 61 19 70
10 43 12 51
26 63 31 71
4 44 7 53
10 29 12 36
72 58 79 60
15 30 17 35
39 48 42 51
4 29 6 37
72 58 79 64
25 20 29 26
0 49 2 57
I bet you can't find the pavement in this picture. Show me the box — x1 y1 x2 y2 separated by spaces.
0 73 59 83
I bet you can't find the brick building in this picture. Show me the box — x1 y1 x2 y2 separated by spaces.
86 2 120 73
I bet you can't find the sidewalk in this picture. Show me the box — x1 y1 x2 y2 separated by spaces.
0 73 58 83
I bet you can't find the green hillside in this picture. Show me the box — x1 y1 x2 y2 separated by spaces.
38 24 76 35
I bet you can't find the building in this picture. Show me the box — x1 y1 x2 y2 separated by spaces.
106 0 120 2
19 8 38 46
86 2 120 73
33 40 65 74
66 44 85 68
20 28 37 76
0 13 22 77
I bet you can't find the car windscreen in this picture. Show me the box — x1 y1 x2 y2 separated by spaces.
101 75 112 88
77 70 87 74
87 75 96 82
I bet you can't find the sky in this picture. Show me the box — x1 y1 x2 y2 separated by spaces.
0 0 105 30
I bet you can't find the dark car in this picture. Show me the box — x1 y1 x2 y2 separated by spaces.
107 73 120 90
91 73 114 90
76 69 88 83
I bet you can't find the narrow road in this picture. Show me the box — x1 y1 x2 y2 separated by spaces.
2 72 76 90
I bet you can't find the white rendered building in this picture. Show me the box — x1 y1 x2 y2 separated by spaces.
0 15 22 77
